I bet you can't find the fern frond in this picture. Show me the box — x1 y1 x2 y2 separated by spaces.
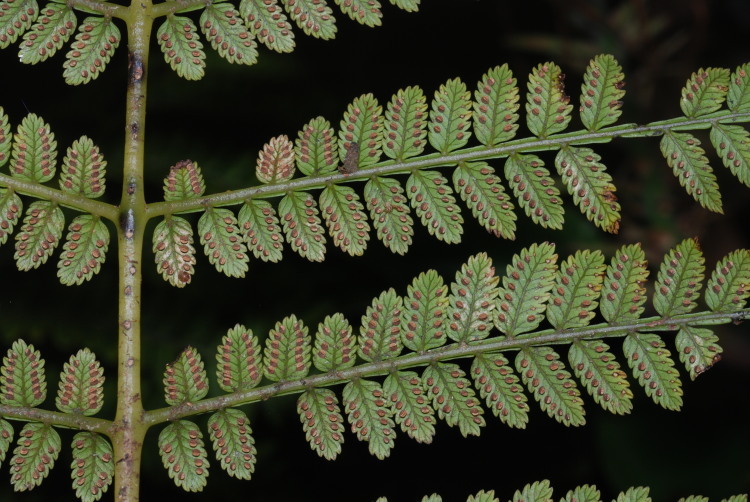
319 184 370 256
0 418 13 468
339 93 383 169
660 131 722 213
358 288 403 362
710 123 750 187
163 346 209 406
728 63 750 113
333 0 381 27
163 159 205 201
513 479 553 502
256 134 295 184
295 116 338 176
652 237 705 318
704 249 750 313
406 170 463 244
504 153 564 229
63 16 120 85
0 187 22 246
278 190 326 261
675 325 722 380
198 207 249 277
526 62 573 138
200 2 258 65
70 432 113 502
471 353 529 428
283 0 337 39
157 15 205 81
263 314 311 381
447 252 499 343
473 64 519 147
569 339 632 414
313 313 355 372
18 3 76 64
158 420 209 492
342 378 394 459
216 324 263 392
680 67 730 118
14 200 65 270
59 136 107 198
423 362 484 437
383 370 435 443
429 77 472 154
1 339 46 407
56 214 109 285
240 0 294 53
383 86 428 161
624 332 682 410
0 0 38 49
547 249 605 330
616 486 651 502
10 113 57 183
153 215 197 287
0 107 10 167
402 269 449 352
297 388 344 459
579 54 625 131
9 422 60 492
208 408 255 479
563 485 601 502
364 176 414 255
238 199 284 262
600 243 649 323
55 348 104 415
453 161 516 239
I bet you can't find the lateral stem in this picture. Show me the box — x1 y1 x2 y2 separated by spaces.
0 405 112 433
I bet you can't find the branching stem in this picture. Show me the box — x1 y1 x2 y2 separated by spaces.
67 0 129 18
0 405 112 433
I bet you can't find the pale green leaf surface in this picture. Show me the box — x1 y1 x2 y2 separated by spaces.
0 188 22 246
406 170 463 244
163 346 208 406
383 85 427 161
256 134 295 184
680 67 730 118
467 490 499 502
152 215 196 287
453 161 517 239
388 0 419 11
0 0 38 49
1 339 46 407
364 176 413 255
59 136 107 198
263 314 311 382
710 123 750 187
614 486 651 502
660 131 722 213
653 237 705 318
471 353 529 428
504 154 564 229
334 0 382 27
238 199 284 263
200 3 258 65
401 269 449 352
319 184 370 256
358 288 403 362
569 339 632 415
579 54 625 131
473 63 519 146
9 423 60 492
383 370 435 443
0 418 13 466
428 77 472 154
342 378 394 459
198 207 249 277
63 16 120 85
56 348 104 415
546 249 605 330
278 190 326 262
70 432 114 502
675 325 722 380
526 62 573 138
215 324 263 393
0 107 10 167
295 116 338 176
447 252 499 343
313 313 355 372
704 249 750 312
727 63 750 113
297 388 344 460
284 0 337 39
339 93 383 169
423 362 485 437
18 3 76 64
14 200 64 271
10 113 57 183
158 420 209 492
624 333 682 410
512 479 553 502
163 159 205 201
57 214 109 286
208 408 255 479
157 15 205 81
241 0 295 52
600 243 649 323
564 485 601 502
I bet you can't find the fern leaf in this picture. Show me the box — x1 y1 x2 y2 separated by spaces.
0 0 37 49
623 333 682 410
0 188 22 246
406 170 463 244
470 353 529 428
364 176 413 255
516 347 585 426
546 249 605 330
200 2 258 65
9 423 60 492
163 159 205 201
453 161 517 239
158 420 209 492
240 0 295 52
297 388 344 460
163 346 209 406
704 249 750 312
215 324 263 392
495 242 558 337
555 146 620 233
256 134 296 184
383 85 428 161
263 314 311 381
423 362 485 437
428 77 472 154
313 313 355 372
283 0 337 39
57 214 109 286
157 15 205 81
152 215 197 287
0 339 46 407
388 0 418 11
473 64 519 147
447 252 499 343
660 131 722 213
383 370 435 443
569 339 632 415
675 325 722 380
564 485 601 502
319 184 370 256
512 479 553 502
653 237 705 318
295 116 338 176
278 190 326 261
70 432 114 502
18 3 76 64
10 113 57 183
237 199 283 262
526 62 573 138
615 486 651 502
504 154 564 229
55 348 104 415
358 288 403 362
579 54 625 131
709 123 750 187
0 107 10 167
339 93 383 169
600 243 649 323
422 496 442 502
333 0 381 27
727 63 750 113
1 418 13 466
722 496 749 502
680 67 730 118
14 200 64 271
468 490 499 502
342 378 394 459
59 136 107 198
62 16 120 85
402 269 449 352
198 207 249 277
207 408 255 479
680 497 708 502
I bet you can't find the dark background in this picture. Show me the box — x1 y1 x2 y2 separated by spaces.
1 0 749 500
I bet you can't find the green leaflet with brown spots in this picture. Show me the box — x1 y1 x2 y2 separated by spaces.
710 123 750 187
383 370 435 444
342 378 394 459
0 107 10 167
406 170 463 244
473 63 519 147
428 77 472 154
680 67 730 118
215 324 263 393
652 237 705 318
9 422 60 492
660 131 722 214
525 62 573 138
279 190 326 262
313 313 355 372
18 2 76 64
453 161 517 239
297 388 344 460
198 207 249 277
285 0 337 39
600 243 649 323
623 332 683 411
364 176 413 255
152 215 197 287
568 339 633 415
0 418 13 467
0 187 22 246
546 249 606 330
295 116 338 176
513 480 554 502
0 0 38 49
319 184 370 256
446 252 499 343
0 339 47 407
240 0 295 52
238 199 284 263
63 16 120 85
382 85 428 161
55 348 104 416
14 200 64 271
704 249 750 313
579 54 625 132
563 484 601 502
263 314 311 382
338 93 383 169
208 408 256 480
57 214 109 286
504 153 564 230
470 353 529 428
401 268 449 352
358 288 403 362
200 2 258 65
255 135 295 184
158 420 209 492
728 63 750 113
163 346 208 406
70 432 114 502
423 362 485 437
163 159 204 202
334 0 382 27
10 113 57 183
156 15 205 81
675 325 722 380
59 136 107 199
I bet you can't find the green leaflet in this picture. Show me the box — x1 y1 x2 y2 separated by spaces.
470 353 529 428
297 388 344 460
59 136 107 198
198 207 249 277
0 418 13 466
660 130 722 213
18 2 76 64
295 116 338 176
727 63 750 113
0 339 47 407
158 420 209 492
200 2 258 65
342 378 394 459
284 0 337 39
163 159 205 201
468 490 499 502
554 146 621 233
152 215 197 287
240 0 295 52
157 15 205 81
10 113 57 183
55 348 105 415
383 85 428 161
453 161 517 239
208 408 256 479
546 249 605 330
473 63 519 147
516 347 585 426
63 16 120 85
334 0 382 27
526 62 573 138
313 313 355 372
680 497 709 502
338 93 383 169
616 486 651 502
675 325 722 380
710 123 750 187
263 314 311 382
215 324 263 393
680 67 730 118
9 423 60 492
423 362 485 437
563 484 601 502
70 432 114 502
383 370 435 443
447 252 499 343
163 346 209 406
401 269 449 352
0 0 38 49
406 169 463 244
57 214 110 286
428 77 472 154
278 190 326 262
495 241 558 337
0 107 10 166
579 54 625 131
623 333 682 411
653 238 705 318
704 249 750 313
358 288 403 362
0 187 22 246
569 339 633 415
504 153 564 229
319 184 370 256
600 243 649 323
364 176 414 255
256 134 296 184
388 0 419 12
14 200 65 271
238 199 284 263
722 496 749 502
512 479 553 502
